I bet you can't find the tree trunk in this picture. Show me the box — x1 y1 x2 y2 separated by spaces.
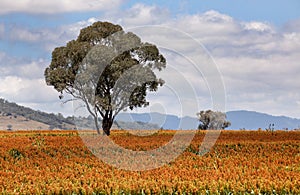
94 117 101 135
102 117 113 136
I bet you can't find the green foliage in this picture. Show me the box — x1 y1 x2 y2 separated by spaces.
8 148 23 160
31 134 45 148
44 21 166 135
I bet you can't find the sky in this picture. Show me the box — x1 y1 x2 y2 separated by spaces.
0 0 300 119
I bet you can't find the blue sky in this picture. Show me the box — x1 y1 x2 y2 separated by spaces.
0 1 300 120
1 1 300 59
2 1 300 29
124 0 300 25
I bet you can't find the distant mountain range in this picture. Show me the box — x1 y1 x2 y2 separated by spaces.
227 111 300 130
1 98 299 130
0 98 158 130
116 111 300 130
116 112 198 130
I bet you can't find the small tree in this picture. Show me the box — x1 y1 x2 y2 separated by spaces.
197 110 231 130
45 21 166 135
7 124 12 131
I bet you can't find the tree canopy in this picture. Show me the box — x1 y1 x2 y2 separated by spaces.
45 21 166 135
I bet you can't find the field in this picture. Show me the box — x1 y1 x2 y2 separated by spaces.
0 130 299 194
0 115 49 130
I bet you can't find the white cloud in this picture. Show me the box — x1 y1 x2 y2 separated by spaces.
0 0 122 14
112 8 300 117
0 76 58 103
2 5 300 118
168 10 240 38
0 53 47 79
113 3 170 27
0 52 58 106
242 21 275 33
201 10 233 23
216 52 300 117
19 60 47 78
10 27 42 42
283 19 300 33
6 17 98 54
67 17 98 35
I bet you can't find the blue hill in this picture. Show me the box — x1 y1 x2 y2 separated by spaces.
116 111 300 130
227 110 300 130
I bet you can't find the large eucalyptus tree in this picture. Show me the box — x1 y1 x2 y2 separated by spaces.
45 21 166 135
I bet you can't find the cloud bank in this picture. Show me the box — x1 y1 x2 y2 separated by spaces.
0 3 300 118
0 0 122 14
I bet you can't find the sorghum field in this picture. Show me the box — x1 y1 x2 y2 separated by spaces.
0 130 299 194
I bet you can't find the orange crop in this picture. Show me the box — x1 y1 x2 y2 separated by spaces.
0 130 299 194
